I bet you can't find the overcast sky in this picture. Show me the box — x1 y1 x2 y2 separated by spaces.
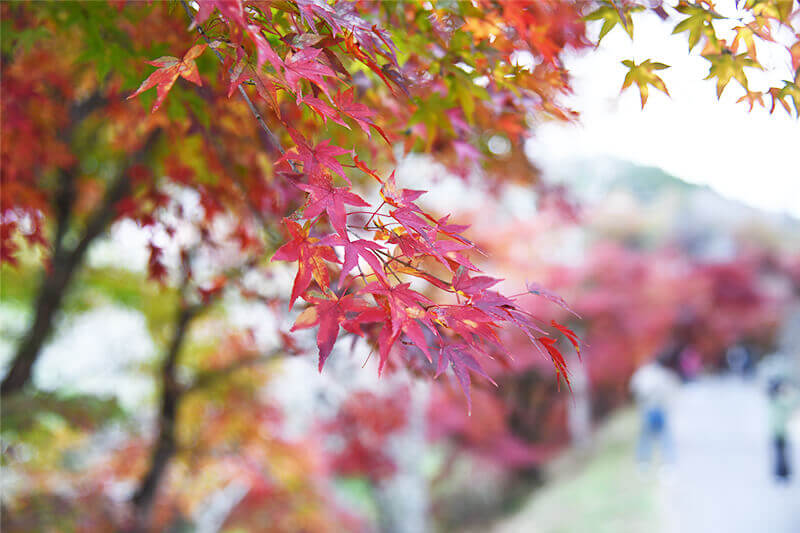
527 12 800 217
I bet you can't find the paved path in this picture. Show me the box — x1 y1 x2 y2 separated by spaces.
661 376 800 533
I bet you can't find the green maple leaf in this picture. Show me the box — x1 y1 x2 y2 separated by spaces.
621 59 670 108
672 2 722 51
584 1 644 43
703 51 761 97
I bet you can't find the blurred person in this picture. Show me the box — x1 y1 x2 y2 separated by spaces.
767 377 800 483
630 354 681 467
726 344 754 379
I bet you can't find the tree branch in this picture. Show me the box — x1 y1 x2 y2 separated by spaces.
129 250 267 531
54 92 108 257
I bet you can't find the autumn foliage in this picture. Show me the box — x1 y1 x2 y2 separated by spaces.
2 0 799 531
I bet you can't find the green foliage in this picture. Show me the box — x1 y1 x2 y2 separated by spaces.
1 390 124 439
67 267 179 343
0 263 40 303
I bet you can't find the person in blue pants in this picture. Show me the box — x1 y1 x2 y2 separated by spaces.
630 355 680 467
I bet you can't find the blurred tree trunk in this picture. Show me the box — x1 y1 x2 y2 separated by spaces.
130 300 198 531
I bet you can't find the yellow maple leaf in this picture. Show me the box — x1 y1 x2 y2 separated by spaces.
621 59 670 108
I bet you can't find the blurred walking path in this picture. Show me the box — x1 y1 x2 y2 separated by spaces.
662 376 800 533
493 376 800 533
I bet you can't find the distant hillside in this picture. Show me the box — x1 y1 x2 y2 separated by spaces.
550 157 706 203
548 156 800 258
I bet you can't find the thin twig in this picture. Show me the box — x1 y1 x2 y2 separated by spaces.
374 248 454 291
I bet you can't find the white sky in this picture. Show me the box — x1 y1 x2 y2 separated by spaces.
527 11 800 217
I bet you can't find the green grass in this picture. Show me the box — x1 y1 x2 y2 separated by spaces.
494 408 660 533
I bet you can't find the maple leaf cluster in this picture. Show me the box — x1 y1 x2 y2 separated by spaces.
587 0 800 115
1 5 597 528
117 0 592 411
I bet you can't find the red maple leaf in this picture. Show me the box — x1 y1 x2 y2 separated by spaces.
469 290 548 345
430 239 478 271
247 24 283 71
362 281 437 369
334 88 382 139
434 214 472 243
0 221 20 266
380 173 425 211
453 268 502 298
297 176 369 236
432 305 501 350
282 47 337 98
301 95 349 128
291 293 373 370
340 305 388 337
527 281 580 317
551 320 583 361
227 58 251 98
390 208 454 266
538 336 571 391
386 229 426 258
271 218 339 307
195 0 246 27
436 343 496 415
295 0 343 34
391 207 437 243
318 233 387 285
285 129 352 182
147 243 168 282
128 44 206 112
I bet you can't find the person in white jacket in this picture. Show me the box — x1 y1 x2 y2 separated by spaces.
630 356 681 466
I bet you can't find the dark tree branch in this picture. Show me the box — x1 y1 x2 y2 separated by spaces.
54 92 108 256
52 168 77 257
1 130 161 397
126 5 308 524
129 249 268 531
